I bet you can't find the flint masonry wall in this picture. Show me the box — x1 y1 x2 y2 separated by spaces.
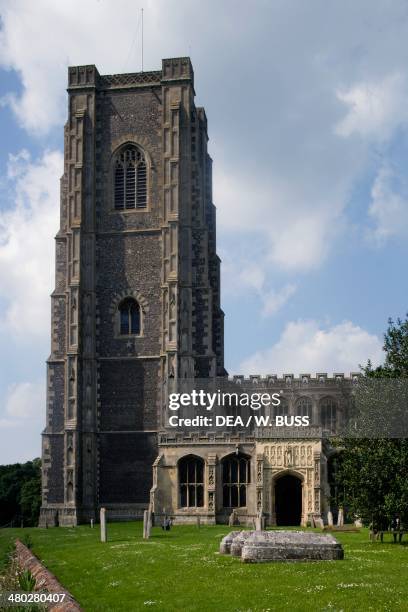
40 58 225 526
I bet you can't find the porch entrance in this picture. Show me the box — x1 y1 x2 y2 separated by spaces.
275 473 302 526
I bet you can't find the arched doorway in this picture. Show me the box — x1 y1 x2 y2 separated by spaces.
275 474 302 526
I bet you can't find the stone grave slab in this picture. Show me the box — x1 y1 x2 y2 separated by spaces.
220 530 344 562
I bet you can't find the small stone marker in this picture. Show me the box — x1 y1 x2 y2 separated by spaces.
337 507 344 527
219 531 241 554
228 509 238 526
100 507 107 542
90 518 94 529
143 509 151 539
315 517 324 530
327 511 333 527
255 510 264 531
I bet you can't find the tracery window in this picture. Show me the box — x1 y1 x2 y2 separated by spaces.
296 396 312 421
222 453 250 508
118 297 140 335
114 145 147 209
320 396 337 432
179 456 204 507
274 397 289 418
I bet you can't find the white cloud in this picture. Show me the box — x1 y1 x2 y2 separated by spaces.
0 149 62 338
367 164 408 244
0 382 44 461
261 284 297 317
0 418 20 429
221 254 266 295
0 0 182 135
239 320 383 376
215 167 347 273
220 249 296 316
5 381 45 420
1 0 408 276
335 73 408 141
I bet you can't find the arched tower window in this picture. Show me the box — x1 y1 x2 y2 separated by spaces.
222 453 250 508
274 397 289 419
118 298 140 335
320 396 337 432
296 396 312 420
179 455 204 507
114 145 147 210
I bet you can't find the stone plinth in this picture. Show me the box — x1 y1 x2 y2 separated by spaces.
230 531 256 557
220 530 344 563
219 531 241 555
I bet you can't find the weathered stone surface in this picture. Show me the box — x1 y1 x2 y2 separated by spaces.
222 530 344 563
100 507 107 542
219 531 241 554
230 531 256 557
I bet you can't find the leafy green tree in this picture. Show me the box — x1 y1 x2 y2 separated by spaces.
20 477 41 526
0 459 41 526
335 314 408 528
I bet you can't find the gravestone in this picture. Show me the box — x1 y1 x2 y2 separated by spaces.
255 511 266 531
241 531 344 562
337 507 344 527
221 530 344 562
310 516 316 528
219 531 241 554
100 507 107 543
230 531 255 557
327 511 333 527
143 509 151 539
228 510 238 526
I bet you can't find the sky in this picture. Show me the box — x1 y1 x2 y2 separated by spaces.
0 0 407 463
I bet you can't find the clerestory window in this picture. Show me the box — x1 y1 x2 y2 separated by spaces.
320 396 337 432
296 396 313 421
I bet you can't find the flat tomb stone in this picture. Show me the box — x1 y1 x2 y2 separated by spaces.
230 531 256 557
240 531 344 563
219 531 242 555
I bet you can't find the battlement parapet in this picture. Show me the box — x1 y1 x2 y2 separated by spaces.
68 57 194 91
227 372 361 386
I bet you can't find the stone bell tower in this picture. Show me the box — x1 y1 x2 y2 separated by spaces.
39 57 225 526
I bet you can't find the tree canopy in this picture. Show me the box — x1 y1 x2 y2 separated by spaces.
0 458 41 527
335 314 408 527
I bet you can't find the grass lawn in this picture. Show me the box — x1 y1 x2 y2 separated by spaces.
1 523 407 611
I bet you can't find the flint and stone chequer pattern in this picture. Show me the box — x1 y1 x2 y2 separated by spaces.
40 58 225 526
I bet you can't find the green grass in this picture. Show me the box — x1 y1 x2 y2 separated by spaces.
1 523 407 611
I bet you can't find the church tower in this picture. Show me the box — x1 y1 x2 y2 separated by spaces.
40 58 225 526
